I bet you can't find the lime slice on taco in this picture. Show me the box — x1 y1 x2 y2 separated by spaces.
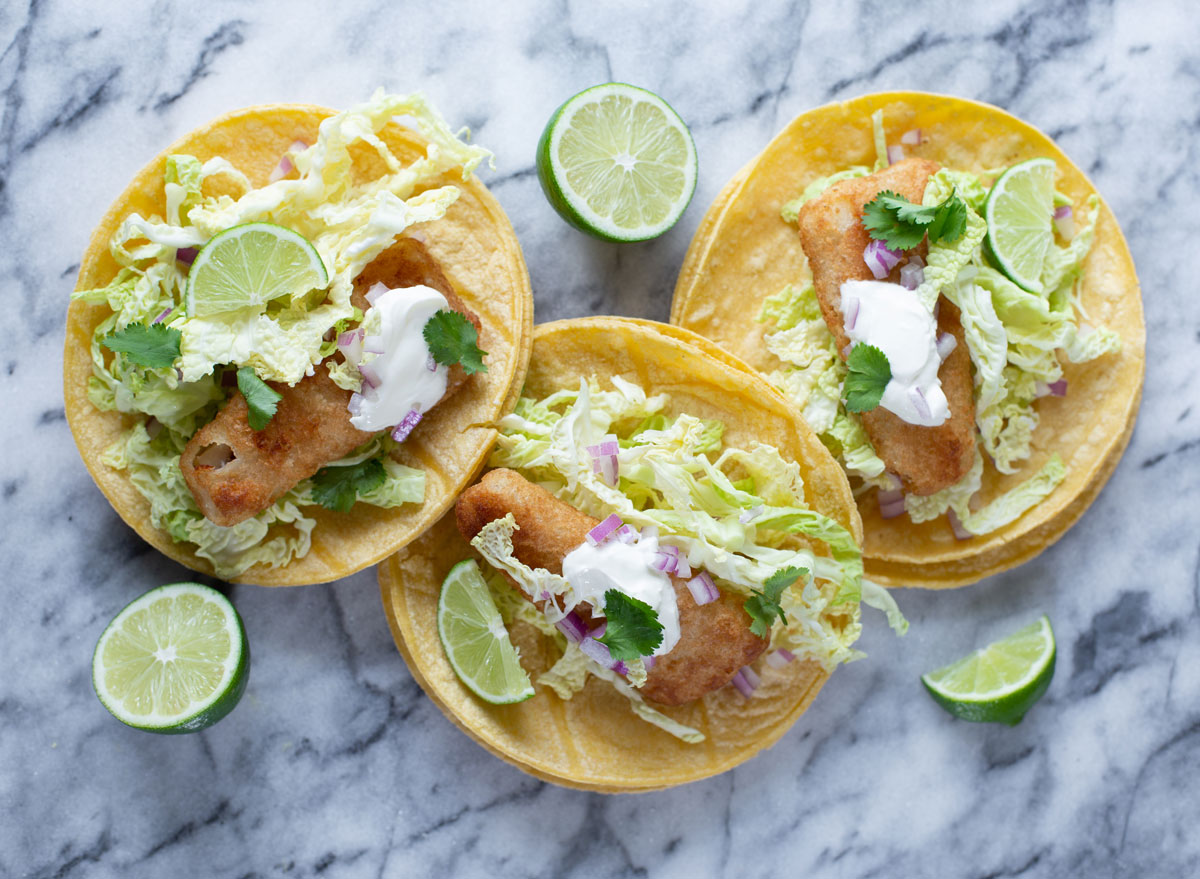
984 157 1056 293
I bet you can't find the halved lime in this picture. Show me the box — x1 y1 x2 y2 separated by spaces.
536 82 698 242
437 560 534 704
921 615 1055 725
185 222 328 317
984 158 1056 293
92 582 249 733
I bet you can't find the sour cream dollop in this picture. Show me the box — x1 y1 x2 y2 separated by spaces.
348 285 448 432
562 533 681 657
839 279 949 427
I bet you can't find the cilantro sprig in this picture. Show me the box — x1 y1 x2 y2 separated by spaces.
744 566 807 638
236 367 282 431
843 343 892 414
423 310 488 375
598 589 664 661
309 458 387 513
101 322 181 369
862 188 967 251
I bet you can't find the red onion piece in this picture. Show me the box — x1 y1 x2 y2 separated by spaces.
586 514 624 546
863 239 903 279
586 438 619 457
152 306 172 324
580 636 615 668
900 128 923 146
391 409 422 442
900 262 925 290
426 354 437 372
365 282 389 306
643 655 656 670
887 144 905 164
739 505 764 524
556 612 587 644
878 487 906 519
936 333 958 361
730 669 757 698
358 362 381 390
884 472 902 491
910 387 932 421
176 247 198 265
1053 205 1072 219
612 660 629 676
674 555 692 579
765 651 789 670
615 525 637 544
348 393 364 416
844 296 861 331
1048 379 1068 397
652 551 676 574
268 155 294 183
741 665 761 689
947 509 973 540
686 572 719 606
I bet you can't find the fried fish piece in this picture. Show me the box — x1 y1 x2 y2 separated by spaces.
796 157 976 496
180 237 481 527
456 468 767 706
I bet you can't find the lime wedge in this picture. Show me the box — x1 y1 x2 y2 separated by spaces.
536 82 698 242
984 158 1056 293
186 222 328 317
437 560 534 704
92 582 249 733
921 615 1055 725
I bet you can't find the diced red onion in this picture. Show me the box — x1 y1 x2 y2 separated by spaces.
1035 379 1068 398
933 298 941 319
675 555 692 579
739 505 764 524
337 329 364 365
267 139 308 182
899 261 925 290
590 622 606 639
348 392 364 417
844 296 861 331
152 306 172 324
900 128 923 146
176 247 197 265
1054 208 1076 240
878 487 906 519
586 513 624 546
1053 205 1072 219
887 144 906 165
864 239 903 279
910 387 932 421
586 437 619 457
426 354 437 372
556 612 587 644
588 438 619 486
365 282 389 306
643 655 656 670
947 509 973 541
652 545 680 573
741 665 761 689
391 409 422 442
615 525 637 544
358 362 381 390
686 571 719 606
765 649 796 669
842 343 854 359
936 333 958 361
580 636 615 668
612 660 629 676
908 253 925 269
969 491 983 513
730 669 757 698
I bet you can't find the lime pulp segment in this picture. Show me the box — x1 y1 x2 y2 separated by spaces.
921 615 1055 725
185 222 328 317
984 157 1056 293
537 83 698 242
437 560 534 704
92 582 248 733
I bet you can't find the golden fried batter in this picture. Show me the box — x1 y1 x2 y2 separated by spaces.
455 468 768 706
797 158 976 495
181 237 481 526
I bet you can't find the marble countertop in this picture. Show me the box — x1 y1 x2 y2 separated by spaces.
4 1 1197 876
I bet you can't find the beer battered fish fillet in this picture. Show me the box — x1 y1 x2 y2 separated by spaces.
456 468 767 706
796 157 976 496
180 238 481 527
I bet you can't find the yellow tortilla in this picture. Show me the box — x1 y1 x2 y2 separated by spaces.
672 92 1144 589
64 104 533 585
379 317 863 791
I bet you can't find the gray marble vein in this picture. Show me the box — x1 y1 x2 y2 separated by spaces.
3 0 1199 876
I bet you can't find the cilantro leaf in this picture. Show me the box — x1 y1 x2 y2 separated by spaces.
101 322 182 369
598 589 664 661
862 188 967 251
843 344 892 414
236 367 282 431
744 566 807 638
423 310 488 375
309 458 386 513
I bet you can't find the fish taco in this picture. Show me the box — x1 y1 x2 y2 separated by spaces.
671 92 1143 588
65 93 533 585
380 317 905 791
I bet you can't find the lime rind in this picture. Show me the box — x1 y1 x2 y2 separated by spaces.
92 582 249 733
185 221 328 317
437 560 534 705
537 83 698 242
921 615 1055 725
984 157 1056 293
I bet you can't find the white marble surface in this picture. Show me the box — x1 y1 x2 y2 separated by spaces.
3 1 1197 876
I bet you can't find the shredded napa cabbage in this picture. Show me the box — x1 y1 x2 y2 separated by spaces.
73 92 485 575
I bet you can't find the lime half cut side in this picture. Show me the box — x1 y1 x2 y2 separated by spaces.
536 82 698 242
921 615 1055 725
984 157 1056 293
92 582 249 733
185 221 328 317
437 560 534 705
